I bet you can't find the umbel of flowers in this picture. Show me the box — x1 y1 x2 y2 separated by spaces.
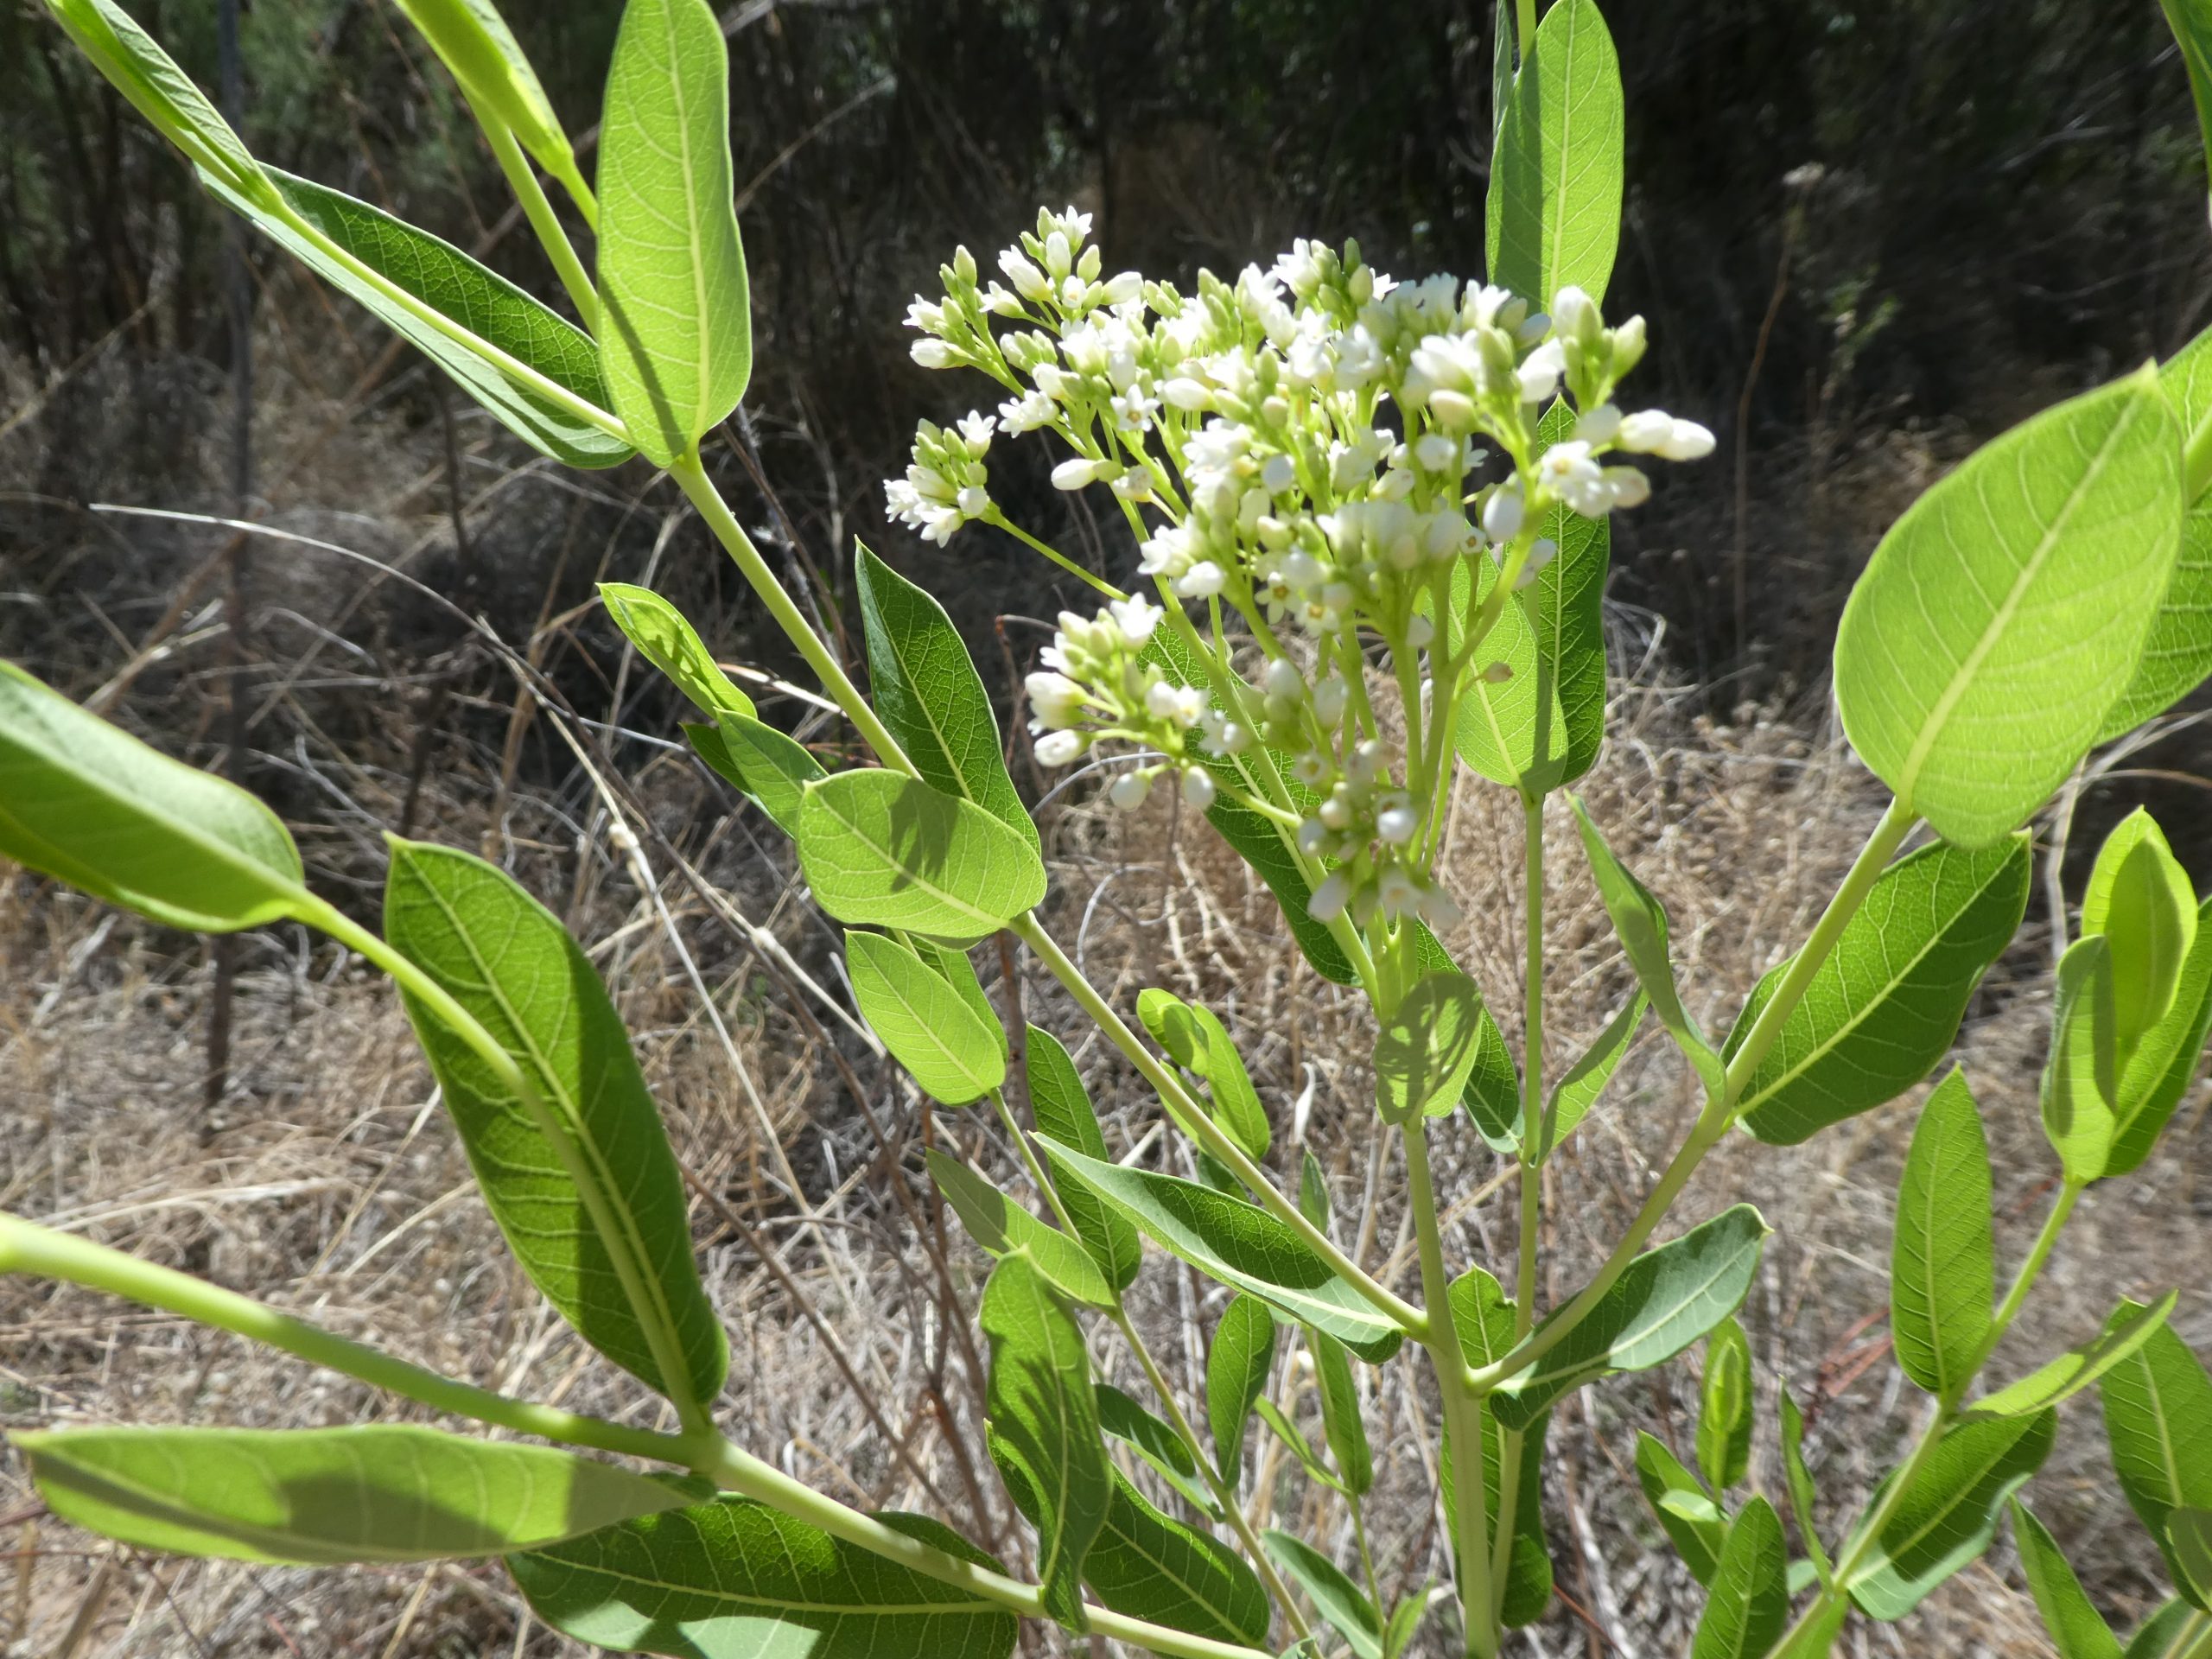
889 207 1713 934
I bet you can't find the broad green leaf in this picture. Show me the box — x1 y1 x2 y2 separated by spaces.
1263 1531 1382 1659
389 0 588 207
1531 401 1612 782
1095 1383 1198 1481
2101 325 2212 731
1890 1069 1995 1398
1084 1469 1269 1646
2044 935 2120 1184
2101 1311 2212 1590
855 545 1035 850
2110 895 2212 1177
1634 1431 1725 1584
912 936 1005 1048
795 770 1046 942
2126 1599 2204 1659
0 659 306 932
1834 367 2183 848
1846 1409 2056 1620
1027 1027 1141 1293
1698 1317 1754 1494
1490 1205 1769 1431
981 1253 1109 1629
2174 1510 2212 1610
601 583 754 720
1780 1391 1834 1586
1462 999 1525 1148
1486 0 1624 305
1569 795 1726 1095
926 1150 1112 1308
1256 1395 1346 1496
40 0 268 201
1442 1268 1553 1625
1206 1294 1277 1483
1543 992 1644 1158
1972 1292 2178 1419
1312 1329 1374 1497
595 0 752 467
1453 556 1570 792
2161 1 2212 215
686 712 825 836
2012 1501 2125 1659
1188 1006 1271 1160
16 1425 681 1566
1734 836 2032 1145
203 168 631 469
1299 1148 1333 1230
384 839 726 1408
1376 970 1490 1127
1041 1141 1404 1362
2082 810 2198 1073
846 930 1004 1105
1692 1497 1788 1659
511 1497 1017 1659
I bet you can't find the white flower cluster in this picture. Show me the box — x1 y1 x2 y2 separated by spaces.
889 212 1716 935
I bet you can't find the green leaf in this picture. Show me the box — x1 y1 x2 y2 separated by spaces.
1207 792 1359 983
1486 0 1625 305
2101 327 2212 731
2044 934 2120 1185
1376 970 1491 1128
1462 1000 1526 1150
1773 1596 1851 1659
1040 1141 1403 1362
1780 1391 1834 1586
2012 1501 2125 1659
1084 1470 1269 1647
2101 1311 2212 1590
926 1150 1112 1309
1141 993 1272 1160
795 770 1046 943
2173 1509 2212 1610
1026 1027 1141 1294
1834 366 2183 848
1569 795 1726 1095
15 1424 681 1566
2110 893 2212 1178
1698 1317 1754 1494
202 168 631 469
1094 1383 1198 1482
1206 1294 1277 1484
1312 1329 1374 1497
981 1253 1110 1630
601 584 754 720
40 0 268 202
1635 1431 1726 1584
1845 1409 2056 1620
855 546 1036 851
0 659 307 932
1385 1583 1437 1659
686 712 825 836
383 838 726 1408
1452 558 1570 793
1442 1268 1554 1626
1692 1497 1789 1659
594 0 752 467
846 930 1005 1105
1299 1148 1333 1230
1733 836 2033 1145
1543 991 1644 1159
511 1497 1017 1659
2082 810 2198 1075
389 0 588 206
1263 1530 1382 1659
1890 1069 1995 1398
2161 0 2212 212
1531 401 1612 782
1971 1291 2178 1419
1256 1396 1347 1497
1490 1205 1769 1431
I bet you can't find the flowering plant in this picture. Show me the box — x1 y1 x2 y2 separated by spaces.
6 2 2212 1657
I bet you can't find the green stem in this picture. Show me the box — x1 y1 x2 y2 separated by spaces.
985 509 1125 599
1402 1119 1497 1659
479 102 598 334
1514 0 1536 60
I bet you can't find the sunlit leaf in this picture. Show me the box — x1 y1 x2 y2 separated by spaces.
1543 991 1644 1159
1691 1497 1788 1659
796 770 1046 942
926 1150 1112 1309
1487 0 1625 305
389 0 589 208
1634 1431 1725 1584
1891 1069 1994 1398
2082 810 2198 1076
1971 1292 2177 1419
1026 1027 1141 1293
847 930 1005 1105
686 712 824 836
1376 970 1490 1127
2043 934 2119 1185
2100 1310 2212 1592
1845 1409 2055 1620
1697 1317 1753 1494
601 583 754 721
2110 894 2212 1178
1531 401 1612 782
1084 1470 1269 1646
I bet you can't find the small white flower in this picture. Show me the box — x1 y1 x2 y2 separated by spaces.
1291 752 1332 788
1162 378 1215 411
1617 410 1676 453
1312 676 1349 726
906 296 947 334
1575 403 1623 446
998 390 1057 434
1109 771 1152 810
1262 453 1299 495
1604 467 1651 508
1483 486 1526 543
1265 659 1306 702
1181 768 1217 810
1097 270 1143 308
1175 561 1226 599
957 411 996 454
1000 250 1052 303
1414 433 1461 474
1516 340 1567 404
912 339 958 370
1552 284 1599 342
1657 418 1716 461
1109 593 1163 644
1377 805 1419 845
1307 870 1351 924
957 485 990 517
1027 671 1085 729
1034 729 1085 766
1052 456 1114 491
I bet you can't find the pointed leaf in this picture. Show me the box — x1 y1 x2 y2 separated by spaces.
1891 1069 1995 1398
1040 1141 1402 1361
1692 1497 1788 1659
1698 1317 1754 1494
1846 1409 2056 1620
1543 992 1644 1158
981 1254 1109 1629
511 1497 1017 1659
1780 1391 1834 1586
847 930 1005 1105
2044 934 2120 1185
389 0 588 206
1311 1329 1374 1497
1734 836 2033 1146
1376 970 1490 1126
1385 1583 1437 1659
1256 1396 1346 1497
2012 1501 2125 1659
1486 0 1625 305
1263 1530 1382 1659
1094 1383 1198 1482
1635 1431 1726 1584
16 1425 681 1566
1443 1268 1554 1626
795 770 1046 943
384 839 726 1409
2101 325 2212 732
1491 1205 1769 1431
2101 1312 2212 1590
927 1150 1112 1308
1083 1470 1269 1647
2110 894 2212 1177
1834 367 2183 848
1027 1027 1141 1293
1209 790 1358 984
1189 1006 1271 1160
1971 1292 2178 1419
1206 1294 1277 1484
2082 810 2198 1075
602 583 754 720
595 0 752 467
686 712 824 836
0 659 306 932
1531 401 1612 782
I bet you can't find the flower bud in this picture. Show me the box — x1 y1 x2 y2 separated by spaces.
1052 457 1112 491
1265 659 1306 702
1180 768 1217 810
1610 315 1648 378
1109 771 1152 810
1575 403 1623 446
1617 410 1675 454
1553 284 1601 345
1482 486 1526 543
912 340 958 370
1377 805 1419 844
1035 729 1084 766
1657 418 1716 462
1163 378 1215 411
1307 870 1351 923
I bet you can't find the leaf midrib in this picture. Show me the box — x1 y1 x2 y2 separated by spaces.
658 0 715 449
1543 0 1584 288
